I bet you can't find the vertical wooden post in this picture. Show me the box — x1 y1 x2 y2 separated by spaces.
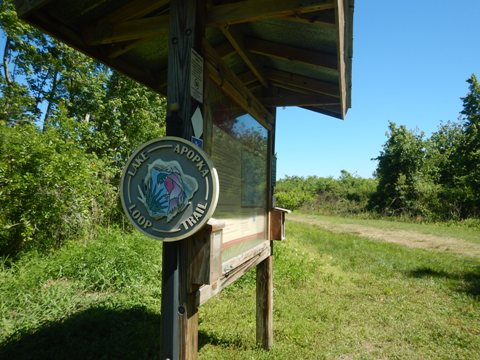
256 255 273 349
256 108 275 350
161 0 204 359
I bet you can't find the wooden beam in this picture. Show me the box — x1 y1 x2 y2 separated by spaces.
215 41 235 58
14 0 52 18
283 9 336 27
237 71 258 86
283 15 335 28
247 38 337 70
261 93 339 107
335 0 347 119
203 41 274 129
83 15 169 45
208 0 335 26
197 242 271 305
107 38 153 58
221 25 268 88
161 1 204 359
103 0 170 23
266 69 339 98
83 0 334 46
302 105 342 118
216 37 337 71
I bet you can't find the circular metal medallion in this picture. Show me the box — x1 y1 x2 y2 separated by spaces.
120 136 219 241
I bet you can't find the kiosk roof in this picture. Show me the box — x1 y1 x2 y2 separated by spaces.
15 0 354 119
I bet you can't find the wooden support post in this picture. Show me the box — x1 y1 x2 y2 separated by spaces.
256 103 275 350
161 0 204 359
256 253 273 350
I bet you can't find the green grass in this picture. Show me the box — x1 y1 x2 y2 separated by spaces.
199 221 480 359
0 228 163 359
295 212 480 245
1 221 479 359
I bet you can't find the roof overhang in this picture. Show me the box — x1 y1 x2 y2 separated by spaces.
15 0 354 119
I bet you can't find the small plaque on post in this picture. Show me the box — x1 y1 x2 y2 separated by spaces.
190 48 204 103
120 136 219 241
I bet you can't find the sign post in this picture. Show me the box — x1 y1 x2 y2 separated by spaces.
163 1 204 359
120 136 219 360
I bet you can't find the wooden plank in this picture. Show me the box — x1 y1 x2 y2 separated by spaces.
83 15 169 45
247 38 338 71
14 0 52 17
215 37 337 71
256 255 273 349
103 0 170 23
214 41 235 58
203 41 274 129
261 93 339 107
335 0 347 119
208 0 335 26
187 220 224 287
301 105 342 118
107 38 153 58
283 9 336 27
267 69 339 98
237 71 258 86
206 61 272 130
223 241 270 274
83 1 335 46
221 26 268 88
197 242 271 306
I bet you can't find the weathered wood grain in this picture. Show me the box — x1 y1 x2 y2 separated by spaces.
208 0 335 26
221 26 268 88
162 1 204 359
203 41 273 130
335 0 347 119
197 242 271 305
256 254 273 349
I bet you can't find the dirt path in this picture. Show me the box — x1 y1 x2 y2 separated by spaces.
288 213 480 258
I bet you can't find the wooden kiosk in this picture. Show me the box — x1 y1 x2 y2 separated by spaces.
15 1 354 358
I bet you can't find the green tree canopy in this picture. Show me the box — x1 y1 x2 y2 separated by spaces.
0 1 167 256
369 121 426 215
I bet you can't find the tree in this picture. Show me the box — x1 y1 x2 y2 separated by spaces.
0 1 167 255
0 0 166 167
369 121 427 216
425 121 464 218
457 74 480 216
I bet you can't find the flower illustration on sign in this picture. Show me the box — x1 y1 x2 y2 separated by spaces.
138 159 198 222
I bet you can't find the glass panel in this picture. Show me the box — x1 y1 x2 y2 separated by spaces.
204 81 268 261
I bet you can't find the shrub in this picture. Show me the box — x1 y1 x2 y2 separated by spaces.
275 172 377 215
0 124 116 257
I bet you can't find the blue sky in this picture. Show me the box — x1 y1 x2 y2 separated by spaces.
275 0 480 179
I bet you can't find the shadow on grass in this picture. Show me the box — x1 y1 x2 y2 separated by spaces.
0 306 161 360
406 267 480 298
198 330 248 350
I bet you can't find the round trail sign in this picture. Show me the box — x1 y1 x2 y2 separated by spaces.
120 136 219 241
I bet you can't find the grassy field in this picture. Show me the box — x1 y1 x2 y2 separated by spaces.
1 218 479 359
296 213 480 245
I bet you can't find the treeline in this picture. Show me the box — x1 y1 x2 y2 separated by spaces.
275 171 377 216
276 74 480 221
0 1 166 257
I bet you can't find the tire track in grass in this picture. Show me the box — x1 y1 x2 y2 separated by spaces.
288 213 480 258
